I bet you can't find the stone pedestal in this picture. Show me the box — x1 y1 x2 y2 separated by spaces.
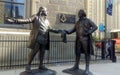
62 68 93 75
20 69 56 75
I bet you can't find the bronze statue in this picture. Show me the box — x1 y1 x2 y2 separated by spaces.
63 9 98 75
7 7 62 72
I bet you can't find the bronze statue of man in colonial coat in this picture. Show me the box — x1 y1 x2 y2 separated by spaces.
64 9 98 74
7 7 62 71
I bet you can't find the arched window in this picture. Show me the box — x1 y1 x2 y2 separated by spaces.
0 0 25 24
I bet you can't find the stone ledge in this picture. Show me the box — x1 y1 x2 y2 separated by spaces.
0 28 30 32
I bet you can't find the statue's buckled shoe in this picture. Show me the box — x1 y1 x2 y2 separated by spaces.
25 65 31 71
39 65 48 70
68 66 79 71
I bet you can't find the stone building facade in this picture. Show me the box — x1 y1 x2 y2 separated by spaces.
87 0 120 39
0 0 85 31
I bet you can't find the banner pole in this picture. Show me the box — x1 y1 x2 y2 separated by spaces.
105 0 107 39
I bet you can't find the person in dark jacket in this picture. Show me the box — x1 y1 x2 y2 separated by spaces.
7 7 62 71
64 9 98 74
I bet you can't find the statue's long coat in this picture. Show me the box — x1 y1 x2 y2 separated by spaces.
14 15 58 50
66 18 98 55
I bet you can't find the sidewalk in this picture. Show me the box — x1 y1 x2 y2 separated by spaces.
0 60 120 75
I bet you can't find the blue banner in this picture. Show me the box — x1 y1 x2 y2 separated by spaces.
106 0 113 16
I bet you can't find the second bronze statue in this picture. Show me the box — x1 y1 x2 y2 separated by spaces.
62 9 98 75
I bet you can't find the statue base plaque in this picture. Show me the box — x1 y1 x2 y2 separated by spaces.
20 69 56 75
62 68 93 75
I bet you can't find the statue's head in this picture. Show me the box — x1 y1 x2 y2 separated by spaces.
37 7 48 16
78 9 86 19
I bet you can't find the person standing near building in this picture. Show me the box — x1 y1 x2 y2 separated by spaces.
7 6 62 71
63 9 98 74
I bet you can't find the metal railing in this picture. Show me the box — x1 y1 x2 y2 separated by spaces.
0 33 102 70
